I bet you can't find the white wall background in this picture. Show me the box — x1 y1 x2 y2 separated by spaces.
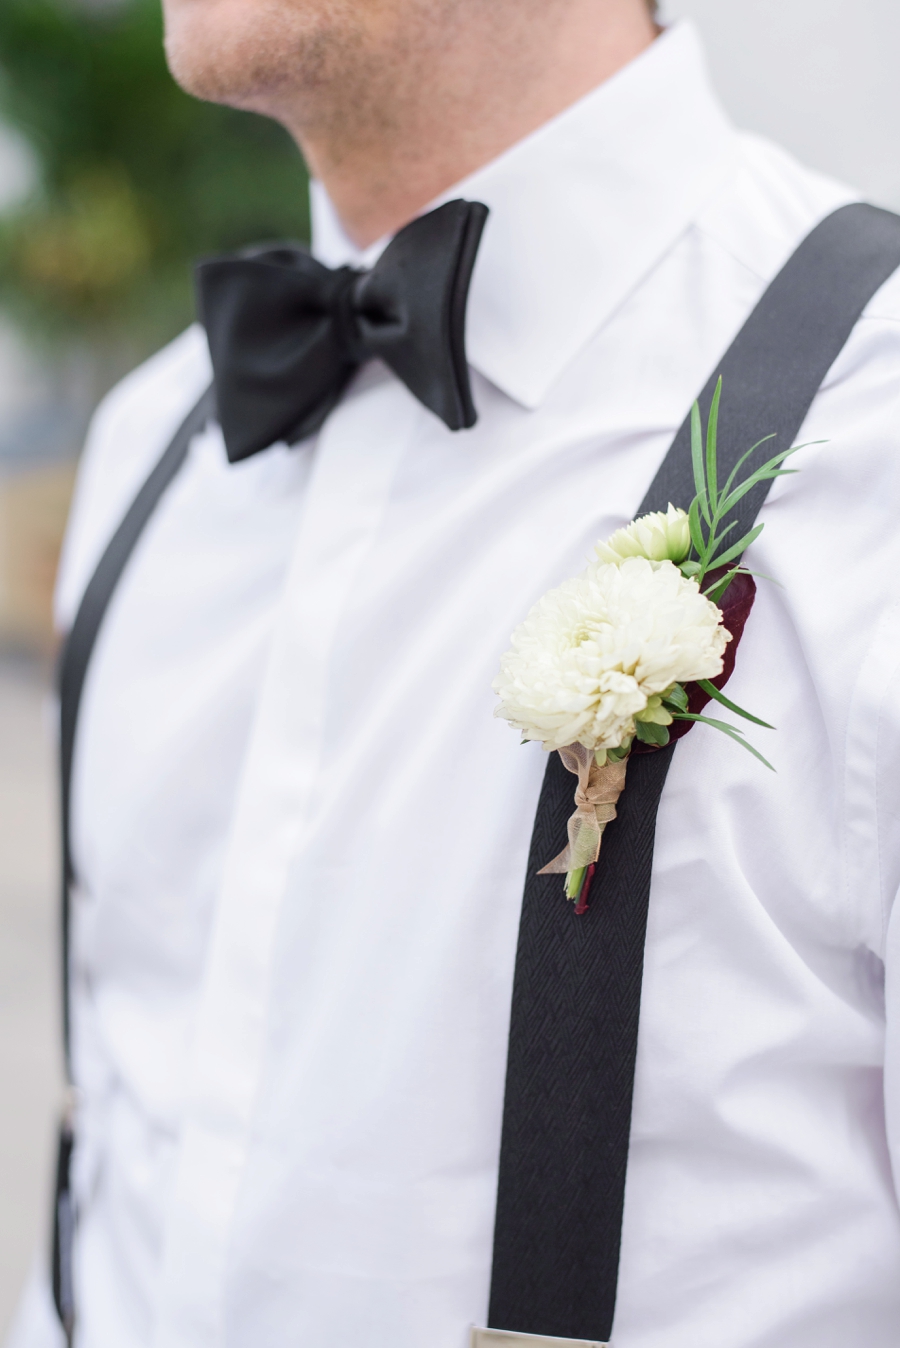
663 0 900 208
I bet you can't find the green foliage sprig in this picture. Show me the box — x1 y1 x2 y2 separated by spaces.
624 379 807 769
681 377 802 600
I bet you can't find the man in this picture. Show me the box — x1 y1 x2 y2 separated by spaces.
9 0 900 1345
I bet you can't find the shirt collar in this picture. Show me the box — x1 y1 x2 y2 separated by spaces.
311 20 738 410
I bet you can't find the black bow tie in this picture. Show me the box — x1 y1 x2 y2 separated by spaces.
195 198 489 464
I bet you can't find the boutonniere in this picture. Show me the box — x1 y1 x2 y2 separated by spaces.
493 382 797 913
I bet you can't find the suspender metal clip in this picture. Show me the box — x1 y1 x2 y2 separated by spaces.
472 1330 609 1347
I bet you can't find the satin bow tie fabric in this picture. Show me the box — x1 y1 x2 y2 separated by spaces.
195 198 489 463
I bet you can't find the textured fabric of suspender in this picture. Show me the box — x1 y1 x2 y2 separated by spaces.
487 202 900 1343
51 203 900 1340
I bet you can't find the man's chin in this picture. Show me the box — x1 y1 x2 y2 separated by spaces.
162 0 306 107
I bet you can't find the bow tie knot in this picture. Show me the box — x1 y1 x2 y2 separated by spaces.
196 199 489 463
330 267 373 366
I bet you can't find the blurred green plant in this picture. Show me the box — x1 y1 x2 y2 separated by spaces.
0 0 310 358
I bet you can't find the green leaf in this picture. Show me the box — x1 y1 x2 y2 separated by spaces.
706 377 722 510
673 713 775 770
707 519 738 548
688 497 706 559
704 567 741 604
696 679 774 728
739 568 783 587
634 719 671 747
734 446 798 479
720 469 797 517
663 683 689 713
718 435 778 504
607 743 631 762
690 402 711 524
707 522 764 570
719 445 804 515
697 519 738 584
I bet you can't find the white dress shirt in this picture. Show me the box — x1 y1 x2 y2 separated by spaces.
9 19 900 1348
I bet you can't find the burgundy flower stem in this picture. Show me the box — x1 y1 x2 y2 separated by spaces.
574 863 597 916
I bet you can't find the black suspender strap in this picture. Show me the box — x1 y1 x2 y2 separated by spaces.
58 383 216 1070
487 200 900 1344
51 383 215 1339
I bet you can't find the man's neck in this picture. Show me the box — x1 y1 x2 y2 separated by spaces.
284 3 658 248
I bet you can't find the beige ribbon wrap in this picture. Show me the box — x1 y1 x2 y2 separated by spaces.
537 744 629 875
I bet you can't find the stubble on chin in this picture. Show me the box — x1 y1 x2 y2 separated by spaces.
162 0 362 116
162 0 469 153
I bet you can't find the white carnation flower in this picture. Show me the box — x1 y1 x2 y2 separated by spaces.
493 557 730 753
595 503 691 566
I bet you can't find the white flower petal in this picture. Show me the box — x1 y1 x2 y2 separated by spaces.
494 557 730 752
595 503 692 567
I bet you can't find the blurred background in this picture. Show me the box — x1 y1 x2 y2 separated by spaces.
0 0 898 1334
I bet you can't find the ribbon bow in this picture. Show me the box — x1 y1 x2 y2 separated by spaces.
538 744 629 876
195 198 489 463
